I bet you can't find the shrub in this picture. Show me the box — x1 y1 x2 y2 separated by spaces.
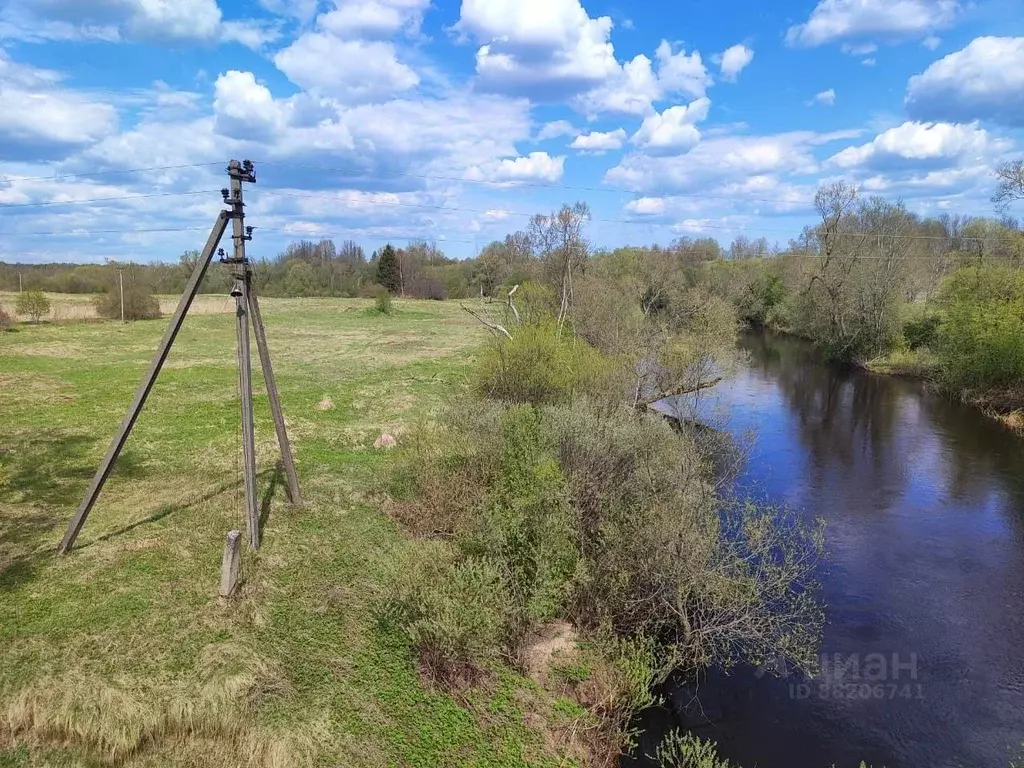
460 405 579 645
0 305 12 331
374 290 393 315
94 280 161 321
475 322 620 406
902 312 940 350
935 266 1024 391
15 290 50 323
381 543 511 683
654 730 732 768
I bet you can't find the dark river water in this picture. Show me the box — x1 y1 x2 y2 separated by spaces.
640 332 1024 768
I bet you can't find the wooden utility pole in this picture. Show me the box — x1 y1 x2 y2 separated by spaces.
118 269 125 324
58 160 302 555
227 160 261 550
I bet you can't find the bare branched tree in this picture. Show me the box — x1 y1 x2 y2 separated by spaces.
528 202 591 332
993 159 1024 213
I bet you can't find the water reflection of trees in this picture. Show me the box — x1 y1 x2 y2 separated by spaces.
921 393 1024 513
743 332 1024 529
744 333 908 511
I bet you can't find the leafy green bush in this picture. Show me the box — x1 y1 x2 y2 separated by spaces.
15 290 50 323
902 312 940 350
374 290 393 315
935 266 1024 391
94 280 161 321
381 543 510 682
654 730 732 768
460 405 579 643
475 322 618 405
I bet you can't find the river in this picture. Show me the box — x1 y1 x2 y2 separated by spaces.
639 332 1024 768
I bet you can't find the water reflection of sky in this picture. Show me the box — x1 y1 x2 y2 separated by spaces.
668 334 1024 768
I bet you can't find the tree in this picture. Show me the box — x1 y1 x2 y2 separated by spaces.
16 290 50 323
94 273 161 321
993 160 1024 213
284 261 317 297
179 249 201 277
376 244 401 294
527 202 591 330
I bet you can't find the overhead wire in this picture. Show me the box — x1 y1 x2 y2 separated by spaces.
1 160 1020 247
0 189 223 209
0 161 227 183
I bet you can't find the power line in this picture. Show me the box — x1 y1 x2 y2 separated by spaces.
0 189 222 209
254 187 1024 244
8 226 209 237
0 162 226 183
253 159 815 206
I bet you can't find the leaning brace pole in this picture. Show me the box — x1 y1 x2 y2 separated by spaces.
58 211 230 554
248 282 302 507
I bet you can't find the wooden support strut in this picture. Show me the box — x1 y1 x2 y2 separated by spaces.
57 211 230 554
59 159 299 557
248 277 302 507
220 529 242 597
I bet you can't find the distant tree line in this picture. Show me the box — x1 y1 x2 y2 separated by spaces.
1 205 1020 312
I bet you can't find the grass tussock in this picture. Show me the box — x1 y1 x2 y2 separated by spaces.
3 644 304 766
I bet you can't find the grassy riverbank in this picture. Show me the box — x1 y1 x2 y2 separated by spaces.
862 346 1024 433
0 297 597 766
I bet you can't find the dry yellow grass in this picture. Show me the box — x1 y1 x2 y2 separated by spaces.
0 292 234 323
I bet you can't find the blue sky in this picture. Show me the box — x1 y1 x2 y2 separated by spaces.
1 0 1023 263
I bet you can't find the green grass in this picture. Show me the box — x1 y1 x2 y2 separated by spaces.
0 297 576 766
862 346 940 379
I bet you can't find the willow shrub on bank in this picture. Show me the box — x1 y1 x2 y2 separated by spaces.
474 320 623 405
935 265 1024 392
383 292 824 759
383 398 825 682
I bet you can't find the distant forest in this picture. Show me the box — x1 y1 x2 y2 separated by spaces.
1 206 1022 304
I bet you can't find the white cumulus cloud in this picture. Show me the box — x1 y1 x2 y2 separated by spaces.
786 0 961 47
456 0 618 97
905 36 1024 127
624 197 666 215
575 41 711 116
536 120 576 140
718 44 753 82
7 0 224 42
465 151 565 183
569 128 626 152
0 49 117 159
630 97 710 154
813 89 836 106
274 33 419 102
319 0 431 38
828 121 1003 170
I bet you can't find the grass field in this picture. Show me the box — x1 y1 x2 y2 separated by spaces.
0 296 580 767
